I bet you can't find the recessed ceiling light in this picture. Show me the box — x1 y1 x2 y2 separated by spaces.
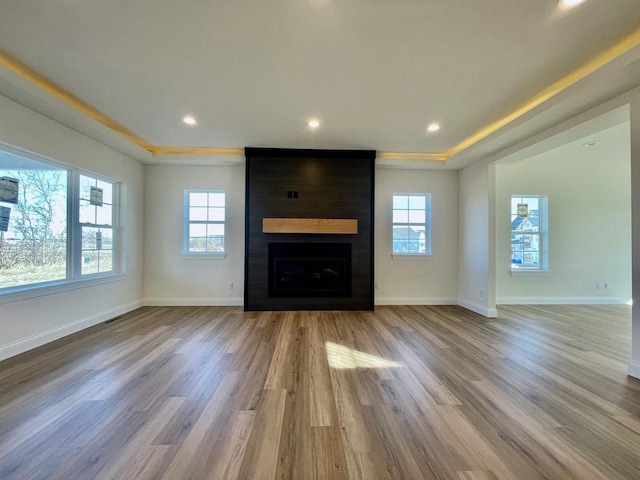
558 0 587 9
427 123 440 133
183 116 197 126
307 119 320 128
583 141 600 147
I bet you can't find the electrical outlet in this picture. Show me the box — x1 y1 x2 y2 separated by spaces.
480 289 484 298
604 282 610 290
228 282 234 290
375 282 381 290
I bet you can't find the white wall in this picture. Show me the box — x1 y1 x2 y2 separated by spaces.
143 164 245 305
374 168 458 304
143 165 461 307
458 160 497 317
0 95 145 361
495 124 632 304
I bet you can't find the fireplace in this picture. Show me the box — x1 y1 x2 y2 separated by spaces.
245 148 374 311
268 243 352 298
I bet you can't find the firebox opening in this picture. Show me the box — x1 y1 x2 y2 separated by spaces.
268 243 352 298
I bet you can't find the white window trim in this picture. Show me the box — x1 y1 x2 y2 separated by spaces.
392 254 433 261
0 273 127 305
181 253 227 260
0 143 123 299
392 193 432 256
183 189 226 256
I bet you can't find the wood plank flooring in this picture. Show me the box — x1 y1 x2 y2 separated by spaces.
1 304 640 479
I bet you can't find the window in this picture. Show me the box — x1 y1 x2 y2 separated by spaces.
0 146 120 293
511 195 548 271
392 194 431 255
79 175 115 275
184 191 225 254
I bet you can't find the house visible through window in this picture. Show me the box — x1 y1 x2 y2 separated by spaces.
392 194 431 255
185 191 225 254
511 195 548 270
0 146 120 293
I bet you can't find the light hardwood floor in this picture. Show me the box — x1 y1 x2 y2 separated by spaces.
1 305 639 479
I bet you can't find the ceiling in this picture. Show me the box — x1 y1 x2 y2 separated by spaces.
0 0 639 167
500 116 630 170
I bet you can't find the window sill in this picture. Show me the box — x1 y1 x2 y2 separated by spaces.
510 270 550 277
182 253 227 260
391 254 433 261
0 273 127 305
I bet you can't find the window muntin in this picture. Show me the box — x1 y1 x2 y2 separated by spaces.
185 191 225 254
0 146 120 293
511 195 546 270
392 194 431 255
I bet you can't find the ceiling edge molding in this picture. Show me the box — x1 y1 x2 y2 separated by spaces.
454 90 636 171
1 25 639 161
444 26 640 158
0 48 154 152
148 146 244 156
376 151 448 161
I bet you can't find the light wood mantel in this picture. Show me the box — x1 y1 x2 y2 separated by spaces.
262 218 358 234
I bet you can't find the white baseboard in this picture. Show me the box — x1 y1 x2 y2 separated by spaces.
143 297 244 307
457 299 498 318
0 300 143 362
628 361 640 380
497 297 631 305
375 297 457 306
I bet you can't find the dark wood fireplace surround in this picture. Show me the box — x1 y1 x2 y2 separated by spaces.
244 148 375 311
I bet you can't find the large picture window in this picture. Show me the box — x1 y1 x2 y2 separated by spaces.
0 146 119 293
0 151 67 288
392 194 431 255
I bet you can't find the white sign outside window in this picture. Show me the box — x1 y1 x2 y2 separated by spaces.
90 186 104 206
0 177 19 204
0 206 11 232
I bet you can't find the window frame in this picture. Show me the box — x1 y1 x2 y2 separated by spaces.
183 189 226 257
0 143 123 303
510 194 549 274
391 193 432 258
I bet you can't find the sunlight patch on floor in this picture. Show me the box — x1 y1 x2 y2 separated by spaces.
325 342 403 369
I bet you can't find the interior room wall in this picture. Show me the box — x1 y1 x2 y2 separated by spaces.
0 95 145 361
144 164 461 307
495 123 632 304
374 168 459 304
458 160 497 317
143 164 245 305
